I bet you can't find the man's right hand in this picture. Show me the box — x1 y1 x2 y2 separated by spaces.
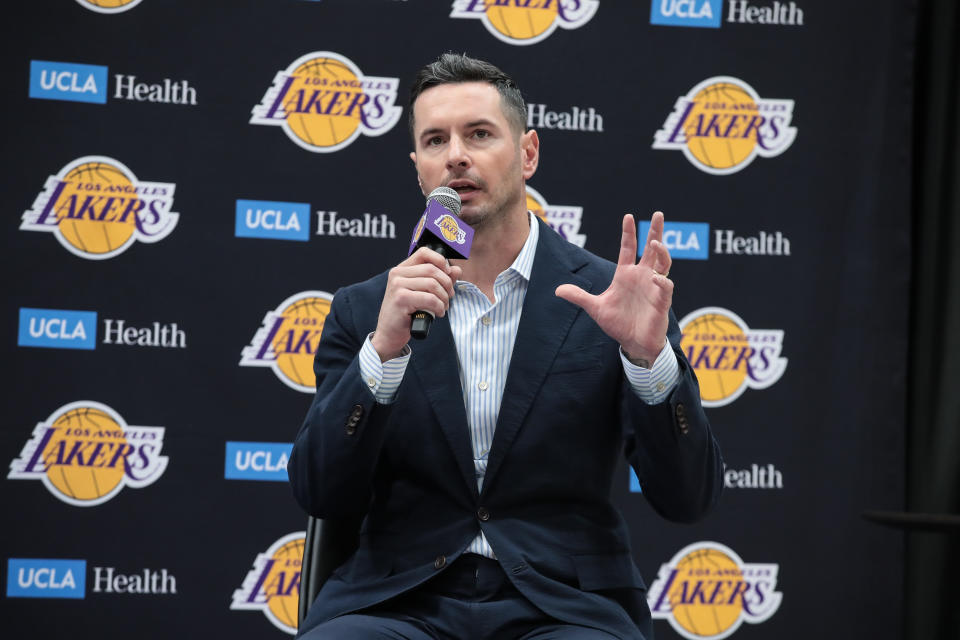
371 247 463 362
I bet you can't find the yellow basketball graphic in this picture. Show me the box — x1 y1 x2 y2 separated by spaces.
684 82 758 170
53 161 137 256
680 311 748 403
263 537 304 631
273 295 331 390
486 5 558 41
285 57 363 149
668 547 744 637
44 406 128 502
82 0 136 7
526 192 548 224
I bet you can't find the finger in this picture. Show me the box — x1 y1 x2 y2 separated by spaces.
397 276 450 307
650 239 672 276
650 271 675 304
401 290 448 318
555 284 598 316
638 211 664 268
618 214 637 268
406 246 452 273
393 263 456 298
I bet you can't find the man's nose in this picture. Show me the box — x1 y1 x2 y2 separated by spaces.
446 136 471 170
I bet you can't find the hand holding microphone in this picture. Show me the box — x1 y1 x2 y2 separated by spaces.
370 187 473 361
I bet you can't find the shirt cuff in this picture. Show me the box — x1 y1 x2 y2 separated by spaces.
620 340 680 405
358 333 411 404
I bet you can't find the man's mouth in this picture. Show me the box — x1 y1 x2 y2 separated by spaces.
447 180 480 196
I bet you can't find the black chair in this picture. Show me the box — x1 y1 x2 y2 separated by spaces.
298 515 363 626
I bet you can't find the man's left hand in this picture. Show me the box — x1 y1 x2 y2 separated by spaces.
555 212 673 367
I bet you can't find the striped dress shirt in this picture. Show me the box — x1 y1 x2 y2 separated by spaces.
357 213 680 559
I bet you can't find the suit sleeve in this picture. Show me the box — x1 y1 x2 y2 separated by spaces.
621 309 724 523
288 286 395 520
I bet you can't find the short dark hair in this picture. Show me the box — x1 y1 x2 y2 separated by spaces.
408 53 527 139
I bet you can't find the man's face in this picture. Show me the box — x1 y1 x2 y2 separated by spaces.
410 82 537 229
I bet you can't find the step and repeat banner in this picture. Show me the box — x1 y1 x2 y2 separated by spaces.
2 1 911 638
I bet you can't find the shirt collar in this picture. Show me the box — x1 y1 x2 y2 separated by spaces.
502 210 539 283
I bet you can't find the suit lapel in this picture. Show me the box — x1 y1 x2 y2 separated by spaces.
482 221 594 494
409 314 479 499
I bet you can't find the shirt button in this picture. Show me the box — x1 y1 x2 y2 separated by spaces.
481 316 492 326
477 507 491 522
478 381 489 391
656 382 666 392
366 377 376 388
457 284 468 292
434 555 447 570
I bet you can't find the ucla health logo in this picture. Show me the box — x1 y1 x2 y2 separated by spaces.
653 76 797 174
231 532 305 635
651 0 722 28
236 199 310 242
450 0 598 45
251 52 401 153
526 186 586 247
225 442 292 482
8 401 168 507
638 221 709 260
241 291 334 393
22 156 178 260
648 541 782 639
18 308 97 350
679 307 786 407
7 559 86 599
29 60 108 104
75 0 143 14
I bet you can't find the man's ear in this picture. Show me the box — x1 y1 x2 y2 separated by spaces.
410 152 424 194
520 129 540 180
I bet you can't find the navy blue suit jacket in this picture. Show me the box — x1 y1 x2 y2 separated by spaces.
289 218 723 639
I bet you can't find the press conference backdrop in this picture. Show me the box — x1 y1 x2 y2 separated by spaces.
1 1 911 638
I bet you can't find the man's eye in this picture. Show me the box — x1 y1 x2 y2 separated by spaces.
474 130 490 139
427 136 443 146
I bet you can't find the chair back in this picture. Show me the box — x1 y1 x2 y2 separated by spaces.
298 515 362 625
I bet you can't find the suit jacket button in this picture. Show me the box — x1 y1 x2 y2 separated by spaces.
477 507 490 522
434 555 446 570
675 403 686 420
351 404 364 419
345 424 357 436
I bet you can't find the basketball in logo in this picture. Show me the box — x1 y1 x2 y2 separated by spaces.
653 76 797 175
240 291 334 393
648 541 782 640
231 532 306 635
21 155 179 260
76 0 144 14
8 401 169 506
250 52 401 153
450 0 599 46
678 307 787 407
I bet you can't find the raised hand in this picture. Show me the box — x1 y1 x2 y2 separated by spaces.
555 212 673 367
371 247 463 362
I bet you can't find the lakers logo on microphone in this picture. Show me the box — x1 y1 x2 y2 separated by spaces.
678 307 787 407
450 0 598 46
8 401 168 506
648 541 782 639
434 214 466 244
653 76 797 174
231 532 304 635
240 291 334 393
21 156 178 260
251 52 401 153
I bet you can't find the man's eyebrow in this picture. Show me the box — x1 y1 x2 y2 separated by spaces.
418 119 501 139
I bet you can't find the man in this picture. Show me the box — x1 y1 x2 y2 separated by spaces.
289 53 723 639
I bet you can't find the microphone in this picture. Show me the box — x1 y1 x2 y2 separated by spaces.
407 186 473 339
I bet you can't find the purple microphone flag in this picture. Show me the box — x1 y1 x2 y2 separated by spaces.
408 199 474 259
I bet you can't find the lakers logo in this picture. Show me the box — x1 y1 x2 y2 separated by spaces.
648 542 782 639
526 185 586 247
231 532 305 635
7 401 168 507
75 0 143 14
434 214 467 244
653 76 797 174
450 0 599 46
250 52 401 153
678 307 787 407
240 291 334 393
21 156 179 260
